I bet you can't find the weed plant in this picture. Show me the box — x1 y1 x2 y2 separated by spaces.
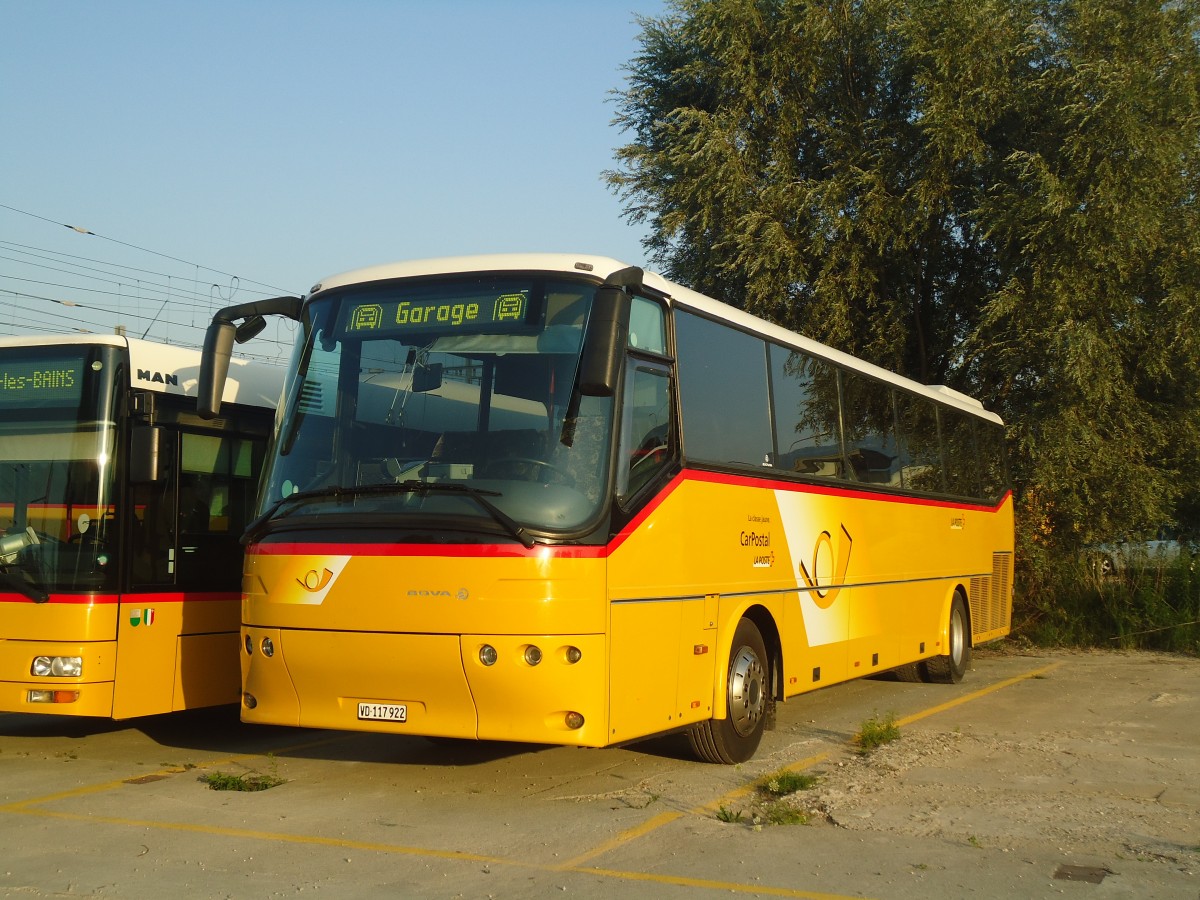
856 713 900 752
756 770 818 797
199 756 285 792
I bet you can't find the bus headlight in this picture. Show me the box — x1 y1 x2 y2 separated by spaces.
523 645 543 666
565 646 582 664
260 638 274 658
479 644 498 666
32 656 83 677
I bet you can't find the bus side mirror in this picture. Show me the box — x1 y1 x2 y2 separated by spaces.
578 267 641 396
198 321 236 419
130 425 163 483
235 315 267 343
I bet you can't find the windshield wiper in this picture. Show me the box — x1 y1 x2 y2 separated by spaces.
0 569 49 603
242 483 420 544
242 480 535 548
395 480 534 548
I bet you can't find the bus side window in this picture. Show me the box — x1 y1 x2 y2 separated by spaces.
176 432 259 591
676 311 773 469
129 430 178 587
839 369 902 486
770 345 843 478
618 362 672 501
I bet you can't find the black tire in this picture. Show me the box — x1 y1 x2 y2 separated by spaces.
687 618 769 764
924 593 971 684
892 662 924 683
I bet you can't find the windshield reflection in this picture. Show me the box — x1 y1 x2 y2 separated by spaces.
1 427 117 595
258 276 615 539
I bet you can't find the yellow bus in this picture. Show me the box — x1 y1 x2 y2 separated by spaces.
0 333 282 718
198 255 1012 762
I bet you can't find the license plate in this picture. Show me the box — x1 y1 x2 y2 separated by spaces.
357 702 407 722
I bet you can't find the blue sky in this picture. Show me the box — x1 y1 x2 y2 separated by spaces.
1 0 669 352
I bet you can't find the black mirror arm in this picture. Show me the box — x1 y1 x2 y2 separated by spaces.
198 295 302 419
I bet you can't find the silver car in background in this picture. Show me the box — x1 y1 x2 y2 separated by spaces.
1089 526 1196 577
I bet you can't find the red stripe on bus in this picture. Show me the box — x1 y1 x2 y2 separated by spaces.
247 471 1009 558
0 591 240 605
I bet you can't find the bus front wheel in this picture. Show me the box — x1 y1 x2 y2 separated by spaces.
924 593 970 684
687 618 768 764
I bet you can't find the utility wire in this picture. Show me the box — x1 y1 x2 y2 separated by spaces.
0 202 299 295
0 244 281 306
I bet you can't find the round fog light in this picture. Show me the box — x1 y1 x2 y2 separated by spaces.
260 637 274 657
243 692 258 709
565 646 582 664
479 644 498 666
244 634 253 655
523 645 543 666
564 711 585 730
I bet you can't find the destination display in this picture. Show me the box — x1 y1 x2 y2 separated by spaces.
339 289 536 337
0 357 86 411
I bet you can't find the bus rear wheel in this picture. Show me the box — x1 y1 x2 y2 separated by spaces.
924 593 970 684
687 618 768 764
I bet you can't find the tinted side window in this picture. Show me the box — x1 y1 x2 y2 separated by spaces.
976 422 1009 502
895 391 945 494
942 409 981 498
840 369 902 486
676 311 772 468
769 345 843 479
177 432 262 591
628 296 667 354
617 361 672 502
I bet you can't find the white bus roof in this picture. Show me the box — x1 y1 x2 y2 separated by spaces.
309 253 1002 426
0 332 284 410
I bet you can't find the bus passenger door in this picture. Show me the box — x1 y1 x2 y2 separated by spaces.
117 428 181 717
608 356 706 740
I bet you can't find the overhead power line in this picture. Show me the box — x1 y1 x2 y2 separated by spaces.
0 202 298 295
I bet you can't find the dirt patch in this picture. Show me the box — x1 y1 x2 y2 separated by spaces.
782 653 1200 875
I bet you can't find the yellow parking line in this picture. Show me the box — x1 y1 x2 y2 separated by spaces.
893 660 1063 729
560 660 1061 873
0 732 350 813
0 660 1061 900
556 810 684 870
7 806 509 865
9 803 866 898
578 867 870 899
693 751 832 816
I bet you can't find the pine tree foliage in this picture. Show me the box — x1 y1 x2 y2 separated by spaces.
607 0 1200 551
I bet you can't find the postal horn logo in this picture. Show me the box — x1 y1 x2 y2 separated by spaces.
297 568 334 592
286 556 350 605
129 608 155 627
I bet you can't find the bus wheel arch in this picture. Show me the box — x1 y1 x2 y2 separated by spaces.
924 588 971 684
687 612 774 764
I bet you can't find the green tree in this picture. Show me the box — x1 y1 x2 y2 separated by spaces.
608 0 1200 565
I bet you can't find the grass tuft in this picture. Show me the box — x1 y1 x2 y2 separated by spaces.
856 712 900 752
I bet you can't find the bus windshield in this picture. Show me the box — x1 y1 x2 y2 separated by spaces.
258 275 615 539
0 345 120 594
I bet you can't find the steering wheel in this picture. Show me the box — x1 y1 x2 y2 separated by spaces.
482 457 576 487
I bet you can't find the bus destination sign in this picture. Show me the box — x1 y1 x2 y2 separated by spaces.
340 291 533 337
0 360 84 411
